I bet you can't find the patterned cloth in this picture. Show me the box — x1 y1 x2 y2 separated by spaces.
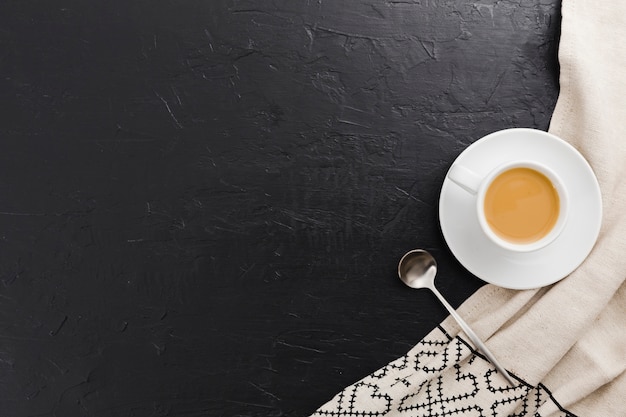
314 326 574 417
313 325 575 416
312 0 626 415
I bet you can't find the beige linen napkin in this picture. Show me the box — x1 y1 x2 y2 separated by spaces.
312 1 626 415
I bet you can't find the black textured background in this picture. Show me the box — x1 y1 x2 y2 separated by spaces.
0 1 559 416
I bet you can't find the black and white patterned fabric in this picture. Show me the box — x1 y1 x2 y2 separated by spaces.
312 326 575 417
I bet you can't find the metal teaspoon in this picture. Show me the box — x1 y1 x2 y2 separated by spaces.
398 249 516 385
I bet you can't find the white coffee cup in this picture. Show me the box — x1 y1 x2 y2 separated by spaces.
447 160 569 252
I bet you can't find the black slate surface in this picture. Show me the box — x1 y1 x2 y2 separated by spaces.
0 1 559 416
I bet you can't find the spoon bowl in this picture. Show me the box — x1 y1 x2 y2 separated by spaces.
398 249 437 289
398 249 516 385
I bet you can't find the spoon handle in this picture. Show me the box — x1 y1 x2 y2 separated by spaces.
430 287 516 385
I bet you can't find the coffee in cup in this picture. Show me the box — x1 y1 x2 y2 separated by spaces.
447 161 568 252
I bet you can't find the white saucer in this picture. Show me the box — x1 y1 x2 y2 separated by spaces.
439 128 602 289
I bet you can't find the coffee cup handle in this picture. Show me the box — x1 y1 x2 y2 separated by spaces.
447 164 482 195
